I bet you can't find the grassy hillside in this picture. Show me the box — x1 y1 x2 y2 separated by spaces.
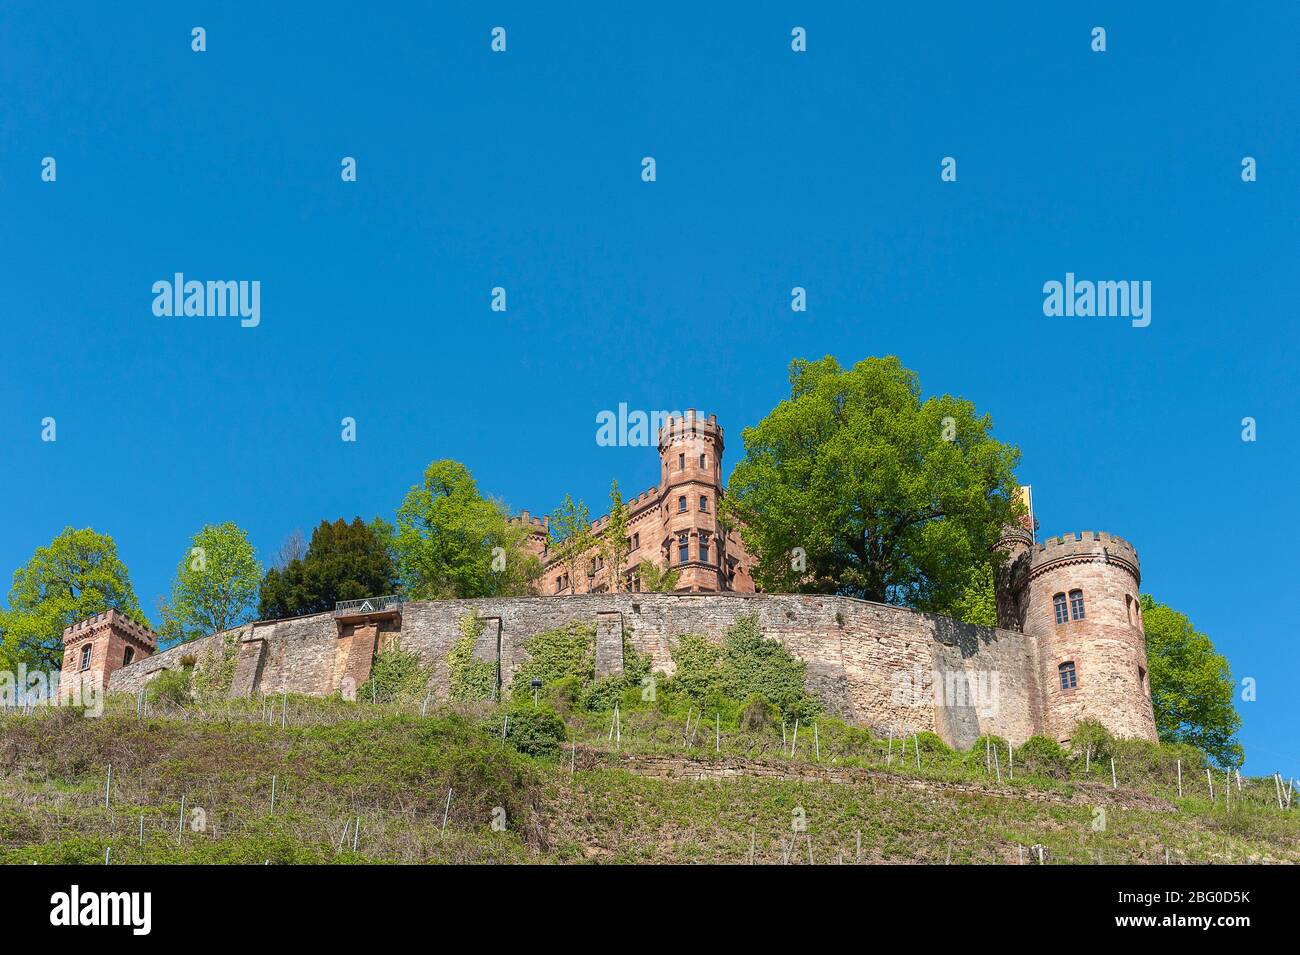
0 694 1295 865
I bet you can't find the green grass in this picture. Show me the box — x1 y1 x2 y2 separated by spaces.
0 694 1294 864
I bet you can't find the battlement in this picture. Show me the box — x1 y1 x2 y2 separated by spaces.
588 488 661 533
1030 530 1139 582
657 409 723 451
510 510 550 532
61 608 157 649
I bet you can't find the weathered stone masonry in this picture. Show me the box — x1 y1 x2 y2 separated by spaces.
74 522 1159 750
95 592 1074 748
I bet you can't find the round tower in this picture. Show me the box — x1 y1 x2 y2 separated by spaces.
1017 531 1156 743
993 524 1033 632
656 410 727 592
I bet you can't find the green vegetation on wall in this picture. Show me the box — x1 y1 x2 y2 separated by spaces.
667 614 820 722
448 614 498 703
358 645 432 705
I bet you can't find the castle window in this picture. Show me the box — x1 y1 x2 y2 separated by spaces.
1058 661 1077 690
699 495 708 512
678 453 685 470
123 647 135 666
678 495 687 513
556 576 563 593
1069 590 1085 620
633 532 640 550
699 535 710 564
79 644 92 671
699 454 706 469
678 533 689 563
1053 593 1068 625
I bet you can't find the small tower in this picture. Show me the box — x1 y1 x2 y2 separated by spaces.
510 510 550 560
994 485 1037 631
59 609 157 701
657 410 729 592
1010 532 1157 743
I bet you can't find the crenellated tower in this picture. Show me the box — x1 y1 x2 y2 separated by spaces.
58 609 157 702
999 530 1157 743
657 410 732 592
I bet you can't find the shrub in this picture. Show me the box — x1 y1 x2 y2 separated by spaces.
508 622 595 698
579 636 655 712
359 645 432 705
1112 738 1207 786
806 716 874 758
448 615 497 703
191 633 239 698
499 705 567 760
1069 719 1113 763
914 730 951 755
506 624 653 714
148 668 193 707
1016 735 1068 778
738 695 780 732
667 615 820 722
965 734 1010 769
668 634 724 700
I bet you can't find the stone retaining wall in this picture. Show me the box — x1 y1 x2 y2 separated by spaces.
106 593 1053 747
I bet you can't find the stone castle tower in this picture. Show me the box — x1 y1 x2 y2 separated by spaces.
997 521 1157 743
58 609 158 701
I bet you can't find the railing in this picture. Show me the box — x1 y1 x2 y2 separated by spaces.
333 596 403 616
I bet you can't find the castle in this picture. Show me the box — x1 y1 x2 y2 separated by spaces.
56 414 1158 747
510 411 757 595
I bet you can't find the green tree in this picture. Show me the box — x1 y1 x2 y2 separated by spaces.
721 356 1023 610
635 559 680 593
1141 594 1243 767
947 563 998 627
548 494 593 595
258 518 398 619
598 480 631 593
395 459 539 599
0 527 146 670
159 522 262 645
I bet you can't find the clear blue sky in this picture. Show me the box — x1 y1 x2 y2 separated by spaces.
2 4 1296 775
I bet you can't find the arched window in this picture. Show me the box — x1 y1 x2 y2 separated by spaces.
79 644 92 671
678 495 687 513
1052 593 1068 624
1058 661 1078 690
1069 589 1085 620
